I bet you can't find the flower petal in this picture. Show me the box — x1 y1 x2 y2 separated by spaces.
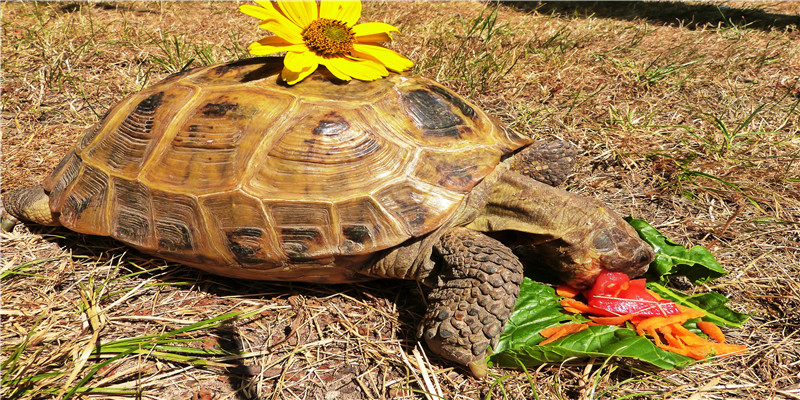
276 0 318 29
352 43 414 72
283 51 323 84
240 3 278 20
241 2 303 43
321 59 353 81
257 19 304 43
323 56 388 81
319 0 361 26
354 32 392 44
352 22 399 39
249 36 308 55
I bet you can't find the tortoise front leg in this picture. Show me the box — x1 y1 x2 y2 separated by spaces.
420 227 523 378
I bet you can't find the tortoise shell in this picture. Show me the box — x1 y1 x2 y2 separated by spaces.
41 58 531 282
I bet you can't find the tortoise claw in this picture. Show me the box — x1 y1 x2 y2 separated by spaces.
467 359 488 379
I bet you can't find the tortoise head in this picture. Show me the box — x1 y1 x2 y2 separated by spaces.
513 205 654 289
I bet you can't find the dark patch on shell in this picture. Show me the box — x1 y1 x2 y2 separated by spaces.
342 225 370 244
280 228 322 261
226 228 268 263
427 85 476 119
157 221 194 251
403 89 463 138
201 102 238 117
313 113 350 136
136 92 164 114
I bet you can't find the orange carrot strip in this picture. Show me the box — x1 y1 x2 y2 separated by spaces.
646 327 664 347
666 324 708 346
556 285 582 298
661 330 686 350
560 298 607 315
657 344 703 359
708 343 747 357
563 307 583 314
697 321 726 343
589 314 636 325
633 307 704 333
675 305 707 319
539 323 589 345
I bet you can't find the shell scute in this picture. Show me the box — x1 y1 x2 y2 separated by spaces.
110 177 155 249
151 190 204 255
244 103 410 202
84 87 194 179
267 201 336 263
413 148 501 194
200 191 283 269
59 164 110 236
374 180 463 236
335 196 408 255
45 151 82 212
143 87 295 194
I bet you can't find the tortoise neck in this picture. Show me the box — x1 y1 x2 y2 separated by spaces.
466 169 595 237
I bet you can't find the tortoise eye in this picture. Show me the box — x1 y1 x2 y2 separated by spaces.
592 231 614 251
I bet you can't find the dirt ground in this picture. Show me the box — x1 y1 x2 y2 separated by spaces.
1 1 799 399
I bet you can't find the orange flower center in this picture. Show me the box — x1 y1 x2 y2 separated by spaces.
302 18 355 56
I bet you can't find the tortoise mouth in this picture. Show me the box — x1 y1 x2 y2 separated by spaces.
562 260 605 290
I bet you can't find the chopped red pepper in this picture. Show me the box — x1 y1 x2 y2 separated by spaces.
581 271 680 316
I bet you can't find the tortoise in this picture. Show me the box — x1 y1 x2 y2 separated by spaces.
1 57 654 377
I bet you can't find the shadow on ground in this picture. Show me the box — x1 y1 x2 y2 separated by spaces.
506 1 799 32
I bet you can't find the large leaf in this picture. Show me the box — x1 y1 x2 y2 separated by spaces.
490 279 694 369
625 217 726 284
491 281 578 354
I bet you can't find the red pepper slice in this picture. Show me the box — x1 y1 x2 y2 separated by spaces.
582 271 680 316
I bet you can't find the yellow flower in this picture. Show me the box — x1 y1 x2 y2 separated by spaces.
240 0 414 85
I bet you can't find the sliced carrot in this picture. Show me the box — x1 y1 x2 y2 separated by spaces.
661 330 686 350
560 298 606 315
664 324 708 346
675 305 707 319
539 323 589 345
556 284 582 298
657 344 703 359
708 342 747 357
633 308 704 333
589 314 636 325
645 327 664 347
697 321 726 343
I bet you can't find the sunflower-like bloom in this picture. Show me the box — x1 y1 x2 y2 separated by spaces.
240 0 414 85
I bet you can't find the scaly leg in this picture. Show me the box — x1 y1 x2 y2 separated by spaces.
420 227 523 378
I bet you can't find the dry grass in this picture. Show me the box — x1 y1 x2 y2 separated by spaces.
1 1 799 399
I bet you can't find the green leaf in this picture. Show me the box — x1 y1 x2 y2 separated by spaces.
492 281 578 354
492 324 694 370
625 217 726 284
490 279 694 369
